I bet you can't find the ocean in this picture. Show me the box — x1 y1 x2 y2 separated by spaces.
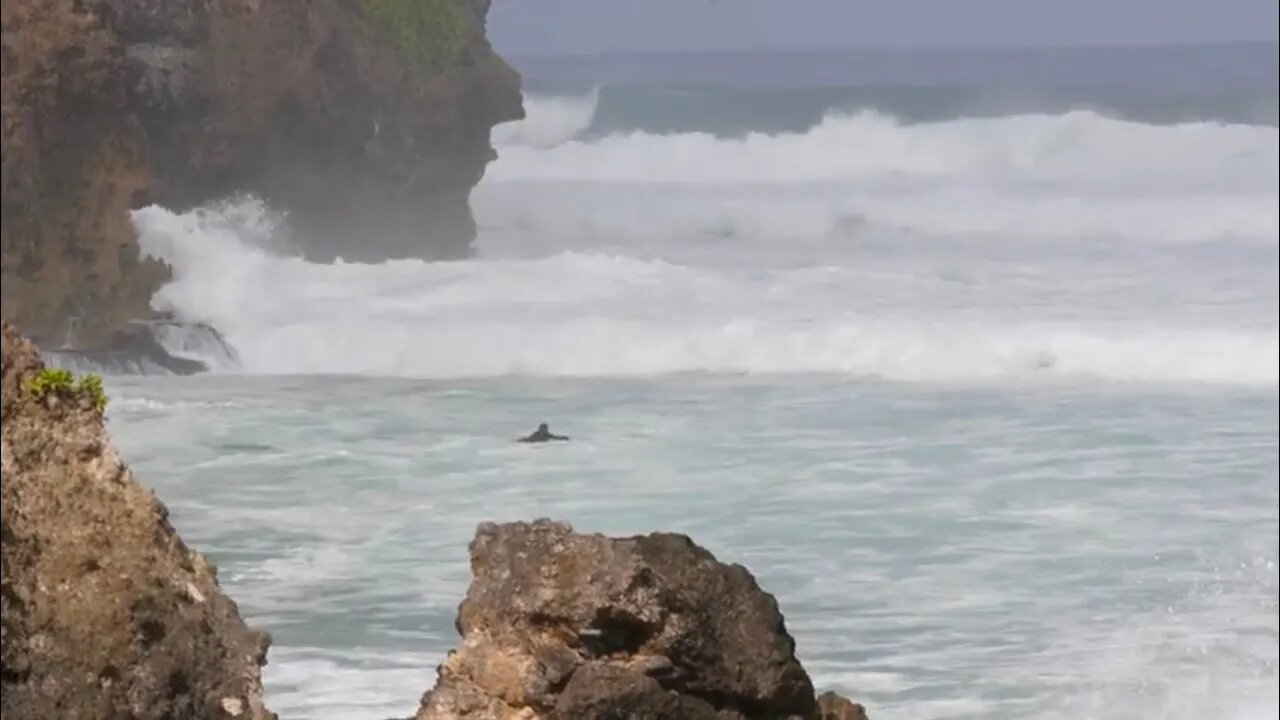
95 44 1278 719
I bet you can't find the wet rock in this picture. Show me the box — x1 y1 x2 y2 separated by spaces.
0 320 274 719
553 662 730 719
414 519 820 719
817 691 869 720
48 323 209 375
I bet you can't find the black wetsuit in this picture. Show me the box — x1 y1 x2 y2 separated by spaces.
519 424 569 443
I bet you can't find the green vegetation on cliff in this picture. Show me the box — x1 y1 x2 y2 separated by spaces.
24 367 108 413
364 0 468 74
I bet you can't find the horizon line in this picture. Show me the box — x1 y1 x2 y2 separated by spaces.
500 38 1280 61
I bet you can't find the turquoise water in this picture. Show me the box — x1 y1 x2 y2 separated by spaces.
105 376 1278 719
85 44 1280 719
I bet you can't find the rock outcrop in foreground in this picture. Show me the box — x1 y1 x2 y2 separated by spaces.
0 320 274 720
416 519 867 720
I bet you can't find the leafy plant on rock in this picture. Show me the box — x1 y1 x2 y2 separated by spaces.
364 0 468 76
24 367 108 413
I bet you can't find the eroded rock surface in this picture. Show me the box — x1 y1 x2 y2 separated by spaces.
2 0 522 346
0 0 167 348
415 519 865 720
0 319 274 719
817 691 869 720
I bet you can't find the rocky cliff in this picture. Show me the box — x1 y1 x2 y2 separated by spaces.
0 319 275 719
1 0 522 348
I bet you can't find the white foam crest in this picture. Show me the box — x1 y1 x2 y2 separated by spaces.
150 322 239 371
1030 557 1279 720
111 397 247 412
475 182 1279 245
265 647 430 720
491 90 599 149
488 110 1278 187
133 201 1278 385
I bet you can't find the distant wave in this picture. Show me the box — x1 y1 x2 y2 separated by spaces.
490 103 1278 185
485 103 1278 244
125 83 1278 386
492 84 1279 144
492 89 599 149
473 182 1279 246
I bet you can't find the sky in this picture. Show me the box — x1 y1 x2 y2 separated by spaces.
488 0 1280 56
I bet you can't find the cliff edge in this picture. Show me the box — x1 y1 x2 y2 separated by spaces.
0 319 275 719
1 0 522 347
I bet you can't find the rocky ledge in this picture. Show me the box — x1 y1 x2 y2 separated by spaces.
1 322 868 720
45 316 238 376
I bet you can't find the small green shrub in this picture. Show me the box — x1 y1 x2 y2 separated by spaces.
77 373 108 414
23 368 75 396
24 367 108 413
364 0 467 76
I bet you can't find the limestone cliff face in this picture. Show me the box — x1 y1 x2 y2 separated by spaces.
1 0 522 346
117 0 523 261
0 0 169 349
0 319 274 719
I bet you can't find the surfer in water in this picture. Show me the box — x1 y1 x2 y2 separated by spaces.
518 423 569 443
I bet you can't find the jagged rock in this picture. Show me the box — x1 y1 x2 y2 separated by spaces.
47 323 210 375
817 691 868 720
553 662 731 719
43 314 240 376
415 519 821 720
0 320 274 719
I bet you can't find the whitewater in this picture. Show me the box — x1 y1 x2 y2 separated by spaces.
135 101 1278 385
92 51 1279 720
